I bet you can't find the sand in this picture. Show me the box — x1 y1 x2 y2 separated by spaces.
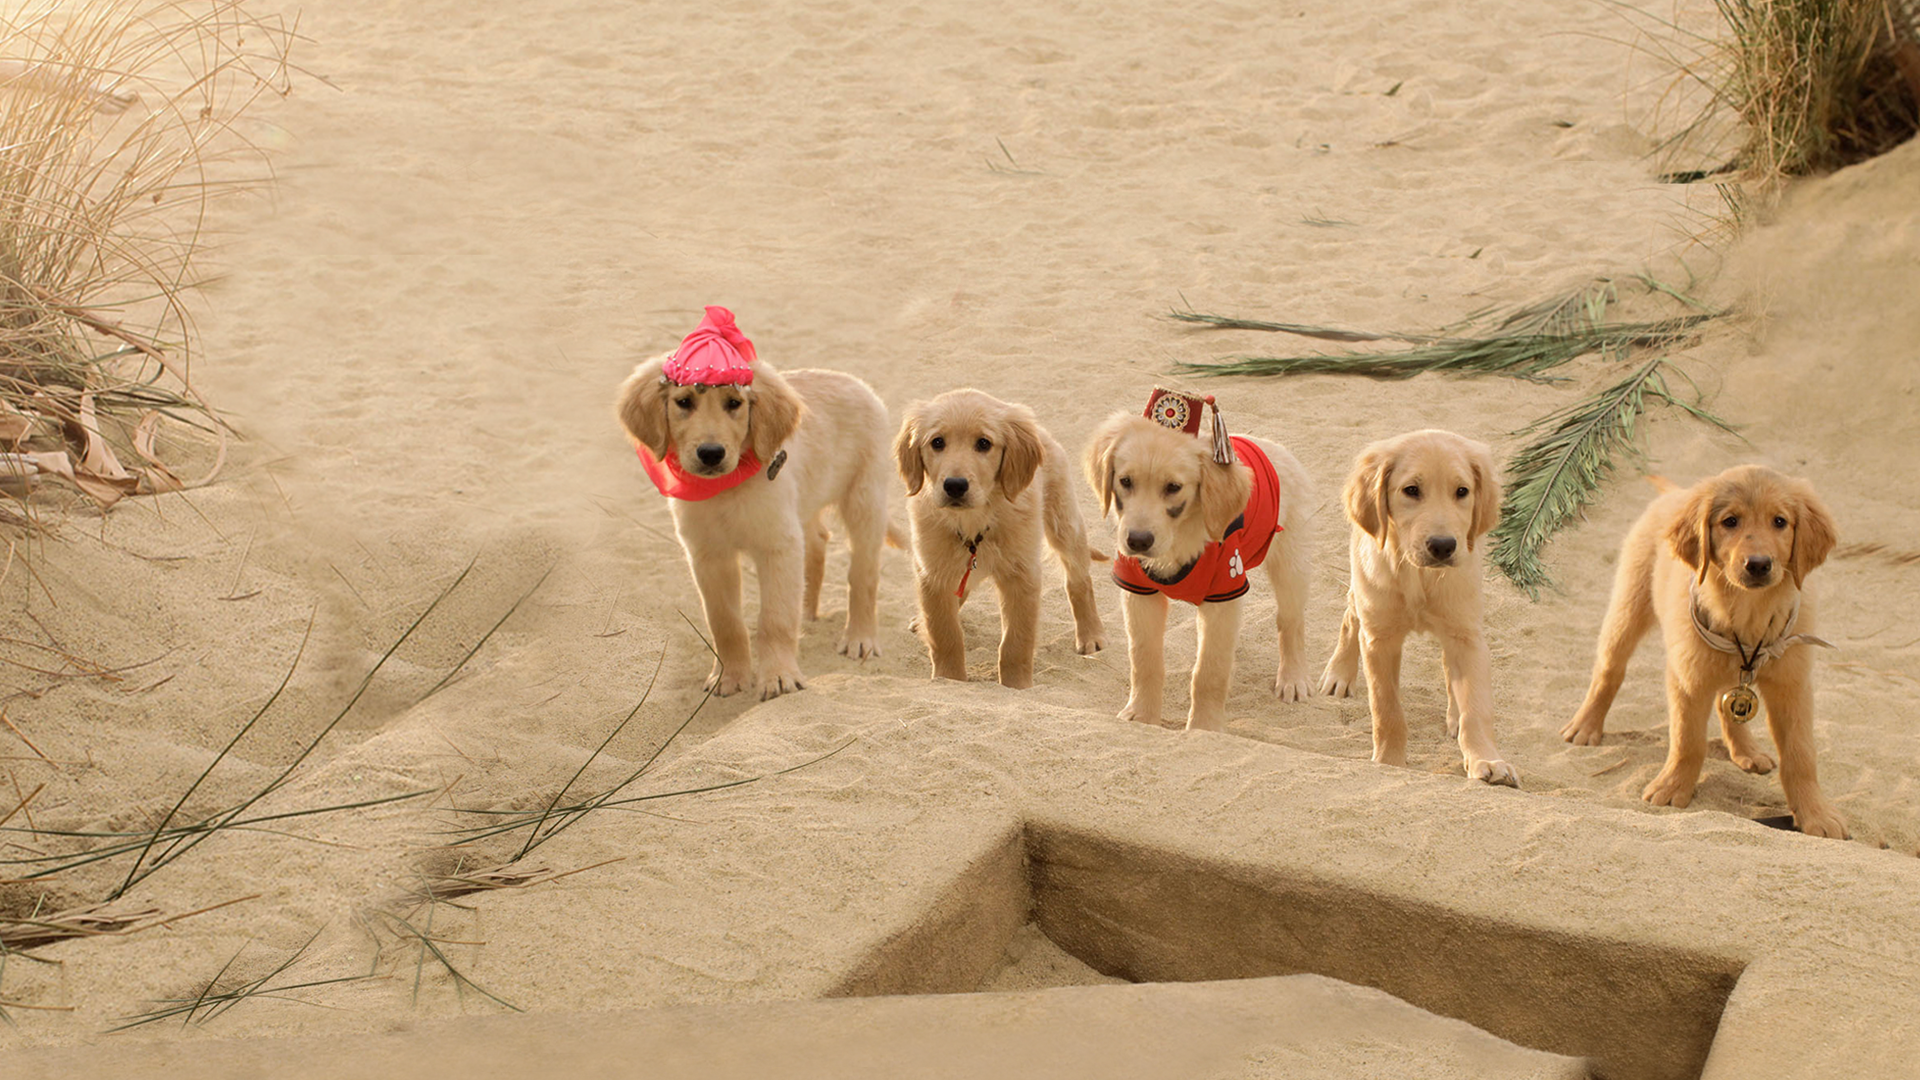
1 0 1917 1071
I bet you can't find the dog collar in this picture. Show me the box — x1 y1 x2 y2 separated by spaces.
1687 584 1833 724
636 445 786 501
955 527 989 599
1687 585 1832 671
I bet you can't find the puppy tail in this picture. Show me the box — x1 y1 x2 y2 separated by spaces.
887 521 910 550
1088 546 1109 563
1646 474 1678 494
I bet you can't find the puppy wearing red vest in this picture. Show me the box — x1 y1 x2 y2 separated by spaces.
1318 429 1517 787
1084 389 1315 732
616 307 891 701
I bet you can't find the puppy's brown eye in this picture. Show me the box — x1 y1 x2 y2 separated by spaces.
929 437 945 451
1165 482 1182 496
724 397 743 412
1721 515 1740 529
1118 477 1133 490
1455 486 1469 499
675 396 694 410
1773 515 1788 529
1402 484 1421 499
975 438 992 453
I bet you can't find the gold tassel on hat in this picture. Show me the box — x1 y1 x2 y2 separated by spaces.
1206 397 1234 466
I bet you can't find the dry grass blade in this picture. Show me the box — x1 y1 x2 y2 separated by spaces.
110 929 377 1030
375 907 519 1013
405 856 625 905
0 561 483 895
449 618 854 855
0 901 156 950
112 608 315 897
2 0 297 517
413 562 555 704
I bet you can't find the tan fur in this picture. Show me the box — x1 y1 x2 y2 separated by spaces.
1083 413 1314 731
614 354 891 701
896 390 1106 688
1560 465 1845 838
1319 430 1516 787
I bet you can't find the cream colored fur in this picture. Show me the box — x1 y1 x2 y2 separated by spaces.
615 356 890 701
1083 414 1313 732
1560 465 1845 838
895 390 1106 688
1319 429 1516 787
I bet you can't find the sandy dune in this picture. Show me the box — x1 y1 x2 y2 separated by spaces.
1 0 1915 1065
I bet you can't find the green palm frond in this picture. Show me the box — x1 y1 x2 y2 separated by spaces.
1491 356 1736 597
1164 277 1737 600
1170 313 1714 383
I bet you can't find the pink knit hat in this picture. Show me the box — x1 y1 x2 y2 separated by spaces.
663 306 757 386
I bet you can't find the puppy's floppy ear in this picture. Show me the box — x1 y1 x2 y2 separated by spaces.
746 365 806 463
1786 481 1837 586
893 403 927 496
1345 444 1393 546
615 356 672 459
1466 438 1503 551
997 405 1045 498
1667 481 1717 585
1083 413 1128 518
1199 455 1254 542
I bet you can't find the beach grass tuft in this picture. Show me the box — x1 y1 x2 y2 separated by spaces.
1 0 294 520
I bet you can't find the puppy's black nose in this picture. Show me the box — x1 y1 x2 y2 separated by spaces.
1426 535 1457 561
1746 554 1773 580
943 477 969 499
695 443 726 468
1126 529 1155 554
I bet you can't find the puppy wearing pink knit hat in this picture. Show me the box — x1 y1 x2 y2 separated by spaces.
616 307 893 700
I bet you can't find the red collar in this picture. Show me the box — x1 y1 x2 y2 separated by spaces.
636 445 763 500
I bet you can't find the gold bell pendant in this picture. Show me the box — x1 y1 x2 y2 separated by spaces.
1717 672 1761 726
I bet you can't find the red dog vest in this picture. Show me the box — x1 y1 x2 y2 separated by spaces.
1112 436 1283 605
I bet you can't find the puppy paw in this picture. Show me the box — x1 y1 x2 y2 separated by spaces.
1730 749 1776 775
704 668 749 698
1075 630 1106 655
1117 700 1161 726
1317 661 1356 698
1272 672 1311 703
1792 803 1849 839
1467 757 1520 788
1559 714 1605 746
838 635 881 660
757 668 807 701
1185 708 1227 732
1642 770 1697 807
1370 746 1408 768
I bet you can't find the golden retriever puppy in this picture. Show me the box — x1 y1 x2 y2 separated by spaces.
1318 430 1515 787
894 390 1106 688
615 312 890 701
1560 465 1844 837
1083 405 1313 732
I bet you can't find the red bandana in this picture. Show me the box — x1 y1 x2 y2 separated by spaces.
636 444 763 501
